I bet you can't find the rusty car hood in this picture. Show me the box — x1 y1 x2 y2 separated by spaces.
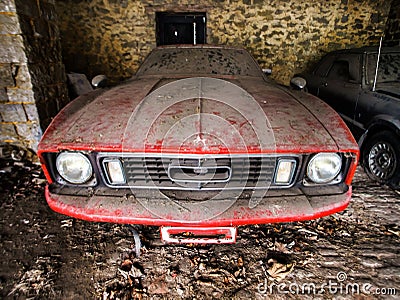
39 76 357 154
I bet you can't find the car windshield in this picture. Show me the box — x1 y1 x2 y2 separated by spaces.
136 47 263 77
366 52 400 84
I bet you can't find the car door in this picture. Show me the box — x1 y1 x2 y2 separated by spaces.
305 53 336 95
316 54 363 124
355 51 400 128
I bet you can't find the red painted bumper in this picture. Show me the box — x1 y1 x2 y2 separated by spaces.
45 186 351 227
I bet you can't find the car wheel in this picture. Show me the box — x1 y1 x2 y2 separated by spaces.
363 131 400 188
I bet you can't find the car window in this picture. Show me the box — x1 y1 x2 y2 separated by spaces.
327 54 361 83
314 54 335 77
366 52 400 84
137 48 263 77
328 60 350 81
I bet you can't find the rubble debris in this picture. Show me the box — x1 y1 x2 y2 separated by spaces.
0 144 36 162
7 257 60 298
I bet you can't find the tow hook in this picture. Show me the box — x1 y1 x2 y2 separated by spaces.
127 225 142 258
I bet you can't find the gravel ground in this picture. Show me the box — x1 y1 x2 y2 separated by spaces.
0 159 399 299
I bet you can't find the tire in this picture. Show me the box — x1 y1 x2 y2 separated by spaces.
363 131 400 189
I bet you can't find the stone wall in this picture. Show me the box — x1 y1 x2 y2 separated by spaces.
0 0 68 153
0 0 40 152
55 0 392 85
385 0 400 46
0 0 396 156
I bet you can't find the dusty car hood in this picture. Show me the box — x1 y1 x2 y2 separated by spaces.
39 76 355 154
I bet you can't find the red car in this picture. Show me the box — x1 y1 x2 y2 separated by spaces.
38 45 359 244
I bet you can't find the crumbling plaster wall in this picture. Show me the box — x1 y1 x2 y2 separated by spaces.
55 0 393 85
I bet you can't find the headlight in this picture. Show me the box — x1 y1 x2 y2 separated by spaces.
307 153 342 184
56 152 93 184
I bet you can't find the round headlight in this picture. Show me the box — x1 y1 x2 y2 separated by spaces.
307 153 342 184
56 152 93 184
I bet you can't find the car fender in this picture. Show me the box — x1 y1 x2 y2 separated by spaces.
359 114 400 148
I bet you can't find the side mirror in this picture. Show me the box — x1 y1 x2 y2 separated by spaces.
67 73 93 99
262 68 272 76
290 77 307 90
91 75 108 88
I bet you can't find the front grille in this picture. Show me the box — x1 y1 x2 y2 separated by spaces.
99 154 298 190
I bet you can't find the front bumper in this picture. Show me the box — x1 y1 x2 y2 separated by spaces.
45 185 351 227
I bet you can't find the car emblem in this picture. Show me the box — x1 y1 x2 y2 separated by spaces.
193 159 208 175
167 158 231 185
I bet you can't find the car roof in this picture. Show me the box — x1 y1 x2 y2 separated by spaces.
328 45 400 55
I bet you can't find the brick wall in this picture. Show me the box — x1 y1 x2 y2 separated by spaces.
0 0 68 154
55 0 392 85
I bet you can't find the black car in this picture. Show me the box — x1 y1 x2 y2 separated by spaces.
292 46 400 188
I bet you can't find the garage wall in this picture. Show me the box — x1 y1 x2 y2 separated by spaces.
0 0 396 157
0 0 68 154
55 0 392 85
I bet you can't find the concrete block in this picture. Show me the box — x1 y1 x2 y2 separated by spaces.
23 104 40 121
0 13 21 35
0 123 17 140
0 88 8 102
0 35 27 64
12 64 33 90
7 88 35 103
0 64 14 87
0 0 17 13
0 104 27 122
15 122 41 143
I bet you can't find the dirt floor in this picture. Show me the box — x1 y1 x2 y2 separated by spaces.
0 158 399 299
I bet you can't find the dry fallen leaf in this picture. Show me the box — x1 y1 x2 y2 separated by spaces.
267 258 295 281
237 257 244 267
274 241 291 253
121 259 133 271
